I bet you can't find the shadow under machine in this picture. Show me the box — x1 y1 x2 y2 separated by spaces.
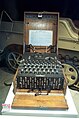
12 12 68 109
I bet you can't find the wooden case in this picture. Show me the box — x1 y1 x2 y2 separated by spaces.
23 12 59 53
12 12 68 110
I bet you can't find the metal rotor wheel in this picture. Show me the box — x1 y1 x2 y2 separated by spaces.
6 51 22 72
62 63 78 86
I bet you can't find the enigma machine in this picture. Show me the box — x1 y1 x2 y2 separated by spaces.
12 12 68 110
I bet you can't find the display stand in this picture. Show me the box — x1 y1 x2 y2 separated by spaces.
1 83 78 118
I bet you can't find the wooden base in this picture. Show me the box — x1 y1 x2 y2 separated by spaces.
12 90 68 110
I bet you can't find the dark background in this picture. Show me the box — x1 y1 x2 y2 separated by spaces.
0 0 79 21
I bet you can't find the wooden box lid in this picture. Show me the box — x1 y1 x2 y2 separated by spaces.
23 12 59 53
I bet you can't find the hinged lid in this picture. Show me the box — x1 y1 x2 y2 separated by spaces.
23 12 59 53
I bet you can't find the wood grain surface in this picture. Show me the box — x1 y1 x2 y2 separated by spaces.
12 93 68 110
